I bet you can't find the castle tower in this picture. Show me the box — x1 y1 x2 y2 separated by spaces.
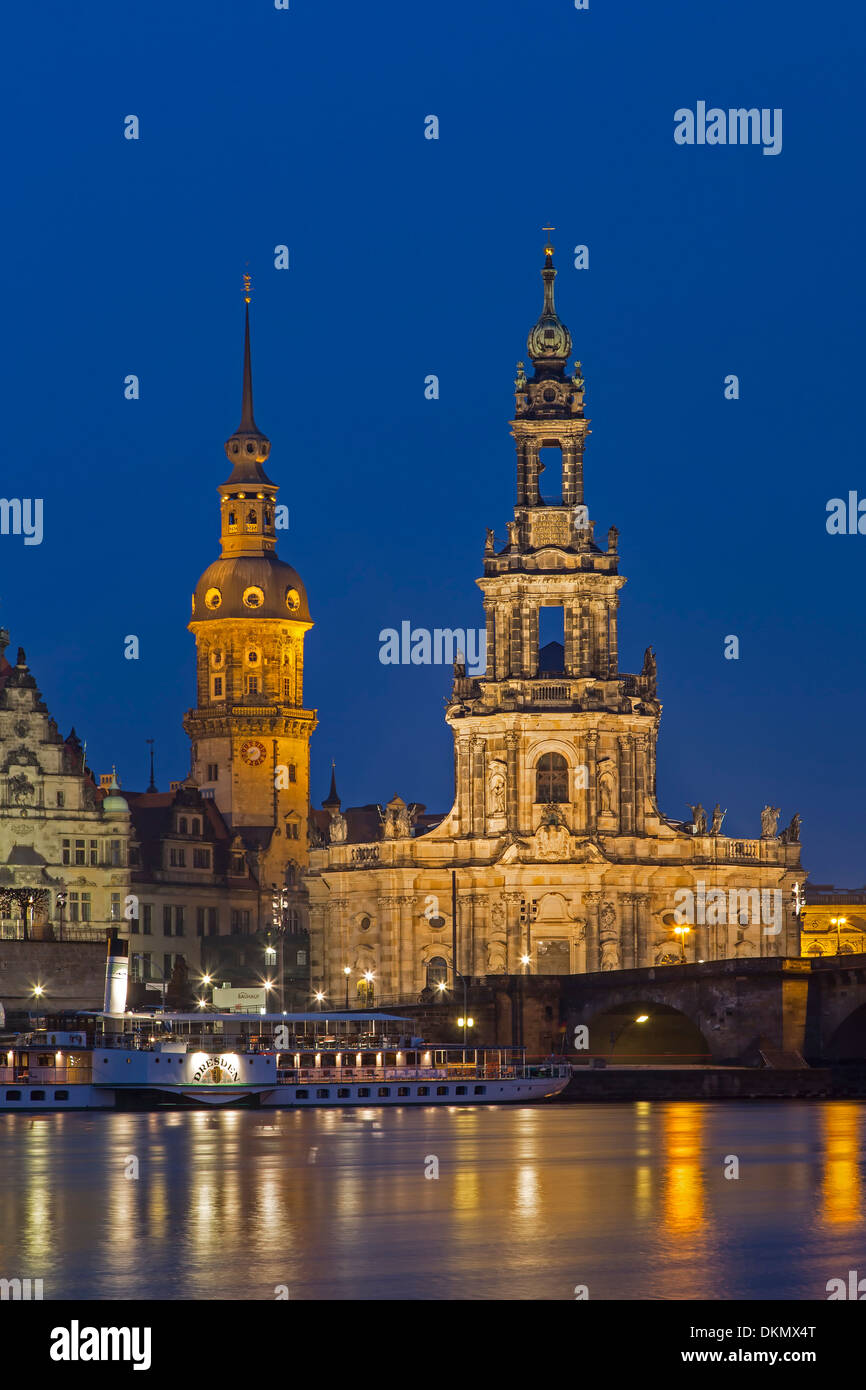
446 234 660 842
183 296 317 872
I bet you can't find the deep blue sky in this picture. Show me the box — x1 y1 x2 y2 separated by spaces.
4 0 865 884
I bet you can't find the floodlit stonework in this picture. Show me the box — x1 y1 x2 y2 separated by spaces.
307 244 805 1003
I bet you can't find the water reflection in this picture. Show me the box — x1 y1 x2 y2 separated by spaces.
0 1101 864 1299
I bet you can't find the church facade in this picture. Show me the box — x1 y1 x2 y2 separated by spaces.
306 242 805 1004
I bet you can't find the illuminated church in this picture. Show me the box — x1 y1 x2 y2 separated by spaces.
300 241 805 1003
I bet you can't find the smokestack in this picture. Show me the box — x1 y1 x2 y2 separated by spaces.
103 929 129 1017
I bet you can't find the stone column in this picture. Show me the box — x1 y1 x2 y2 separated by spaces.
634 734 647 835
526 604 539 677
578 602 591 676
618 734 634 834
585 730 599 836
607 598 619 677
379 894 400 1000
397 894 417 1000
510 605 522 678
484 604 496 678
471 737 485 835
574 443 585 506
634 893 651 967
564 604 577 676
562 440 577 507
496 605 509 678
584 890 601 973
455 736 471 835
620 894 636 970
310 899 331 992
504 890 522 973
505 731 519 834
591 602 608 677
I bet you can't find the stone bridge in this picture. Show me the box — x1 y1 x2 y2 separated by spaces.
428 955 866 1062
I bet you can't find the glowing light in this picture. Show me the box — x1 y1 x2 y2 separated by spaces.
31 984 44 998
201 974 213 987
635 1015 649 1023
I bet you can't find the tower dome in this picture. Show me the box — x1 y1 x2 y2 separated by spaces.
526 236 572 371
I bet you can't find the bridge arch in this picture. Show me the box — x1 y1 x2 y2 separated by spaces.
577 1000 711 1064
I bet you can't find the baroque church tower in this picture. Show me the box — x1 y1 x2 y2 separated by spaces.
183 294 316 878
447 233 659 845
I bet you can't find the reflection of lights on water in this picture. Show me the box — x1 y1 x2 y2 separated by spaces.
515 1165 540 1217
821 1106 861 1226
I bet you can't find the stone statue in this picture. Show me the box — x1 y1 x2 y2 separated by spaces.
488 763 506 815
607 524 618 553
570 915 587 943
598 769 616 815
760 804 781 838
329 811 348 844
514 361 527 390
486 939 507 973
641 646 657 697
506 520 520 548
779 813 801 845
600 939 621 971
710 803 726 835
688 803 707 835
484 528 495 554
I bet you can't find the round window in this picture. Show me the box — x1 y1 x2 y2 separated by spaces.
205 588 222 610
286 587 300 612
243 586 265 609
359 915 371 931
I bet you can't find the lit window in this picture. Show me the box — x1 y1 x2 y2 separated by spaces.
536 752 568 803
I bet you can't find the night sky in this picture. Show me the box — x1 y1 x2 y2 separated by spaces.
5 0 865 884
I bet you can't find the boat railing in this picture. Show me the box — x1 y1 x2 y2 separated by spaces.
0 1065 92 1084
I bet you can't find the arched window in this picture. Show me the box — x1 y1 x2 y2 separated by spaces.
426 956 449 990
536 752 568 803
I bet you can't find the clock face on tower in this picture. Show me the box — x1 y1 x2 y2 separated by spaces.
240 739 267 767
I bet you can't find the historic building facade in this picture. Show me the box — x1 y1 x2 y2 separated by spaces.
307 242 806 1003
0 634 132 944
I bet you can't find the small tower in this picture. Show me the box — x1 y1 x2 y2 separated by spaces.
183 289 317 870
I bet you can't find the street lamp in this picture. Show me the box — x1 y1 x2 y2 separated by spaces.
314 990 325 1011
363 970 375 1007
830 916 847 955
607 1013 649 1063
674 925 690 962
458 1014 475 1048
520 953 531 974
56 892 67 943
343 966 351 1010
31 984 44 1000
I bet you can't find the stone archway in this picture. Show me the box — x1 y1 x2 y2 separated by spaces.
581 1001 711 1064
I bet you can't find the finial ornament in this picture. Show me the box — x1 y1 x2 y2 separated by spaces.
542 224 555 254
242 270 252 304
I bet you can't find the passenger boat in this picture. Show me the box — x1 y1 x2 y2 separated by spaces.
0 930 569 1110
0 1010 570 1110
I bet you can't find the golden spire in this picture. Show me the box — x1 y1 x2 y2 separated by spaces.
542 224 556 258
242 270 252 305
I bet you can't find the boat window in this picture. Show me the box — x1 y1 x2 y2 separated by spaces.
436 1086 448 1096
456 1086 467 1095
295 1089 308 1099
337 1088 350 1098
31 1090 45 1100
316 1088 329 1099
474 1085 486 1095
398 1087 409 1096
417 1086 429 1096
358 1087 370 1097
54 1090 69 1100
378 1087 390 1097
6 1091 21 1100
